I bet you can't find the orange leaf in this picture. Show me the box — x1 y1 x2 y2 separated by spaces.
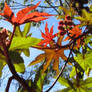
38 23 57 47
30 36 70 74
28 54 45 66
16 1 41 22
29 17 48 22
64 25 82 48
0 2 53 25
0 2 15 22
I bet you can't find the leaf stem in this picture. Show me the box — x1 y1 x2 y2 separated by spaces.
8 25 16 48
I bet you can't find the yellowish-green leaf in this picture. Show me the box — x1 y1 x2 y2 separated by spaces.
22 22 31 37
9 37 41 50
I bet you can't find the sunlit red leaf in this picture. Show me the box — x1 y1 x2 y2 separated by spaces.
50 25 54 36
28 17 48 22
16 1 41 22
45 22 49 35
0 2 15 23
64 25 82 48
0 2 53 25
38 23 57 47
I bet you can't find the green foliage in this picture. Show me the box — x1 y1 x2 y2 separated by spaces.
9 51 25 73
9 37 41 50
75 9 92 26
22 23 31 37
56 77 92 92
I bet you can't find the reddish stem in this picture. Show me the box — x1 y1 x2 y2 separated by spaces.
8 25 16 48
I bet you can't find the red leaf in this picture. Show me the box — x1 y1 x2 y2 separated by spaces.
45 22 49 35
0 1 53 25
16 1 41 22
29 17 48 22
50 25 54 36
38 23 57 47
0 2 15 21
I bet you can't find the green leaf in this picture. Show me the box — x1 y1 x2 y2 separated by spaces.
57 88 74 92
83 77 92 88
76 88 86 92
84 35 92 44
0 62 5 77
23 49 30 57
14 63 25 73
34 64 47 92
9 51 24 64
82 9 89 18
89 5 92 12
70 67 76 78
37 72 46 91
9 51 25 73
9 37 41 50
15 26 22 37
56 77 71 87
74 52 92 74
0 53 7 77
22 23 31 37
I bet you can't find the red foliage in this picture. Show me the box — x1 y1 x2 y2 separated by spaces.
38 22 57 47
0 2 53 26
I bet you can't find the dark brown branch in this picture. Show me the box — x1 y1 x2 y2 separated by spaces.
45 62 68 92
8 25 16 48
2 43 31 91
6 76 14 92
59 0 63 6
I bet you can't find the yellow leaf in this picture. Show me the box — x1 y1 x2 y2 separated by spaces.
28 54 45 66
43 54 53 72
29 37 70 74
53 57 59 74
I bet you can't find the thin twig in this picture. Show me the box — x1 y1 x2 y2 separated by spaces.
65 0 70 7
45 62 68 92
6 76 14 92
45 0 61 15
59 0 63 6
8 25 16 48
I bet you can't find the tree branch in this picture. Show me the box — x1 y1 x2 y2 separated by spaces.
59 0 63 6
8 25 16 48
6 76 14 92
2 43 31 91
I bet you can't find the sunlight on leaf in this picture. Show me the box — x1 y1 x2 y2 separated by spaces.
9 37 41 50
